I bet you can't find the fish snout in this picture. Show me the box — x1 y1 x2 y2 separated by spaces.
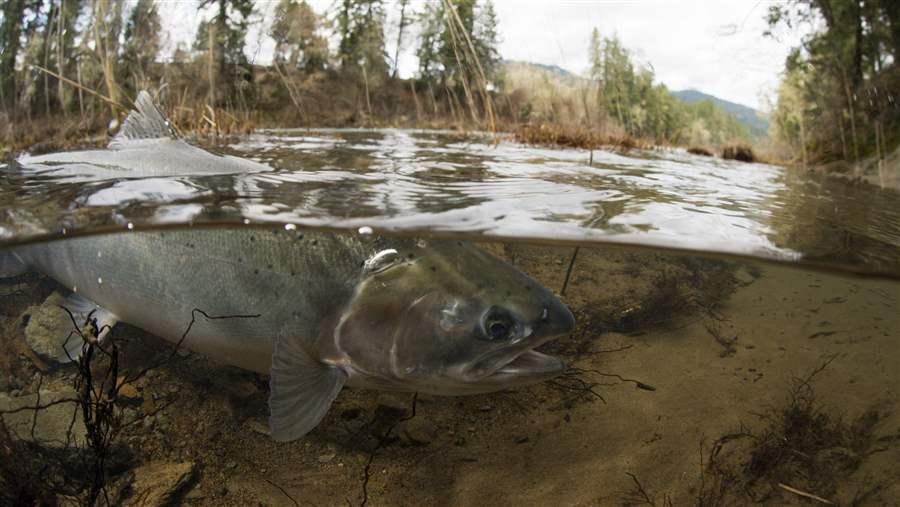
536 295 576 338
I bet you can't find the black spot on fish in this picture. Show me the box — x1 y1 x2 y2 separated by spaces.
407 253 415 260
506 290 512 297
250 236 256 242
290 271 296 276
430 266 437 272
296 234 304 241
267 264 273 270
524 284 532 291
312 240 318 246
238 257 243 263
253 269 259 275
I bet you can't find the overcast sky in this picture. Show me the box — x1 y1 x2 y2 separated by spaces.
158 0 810 110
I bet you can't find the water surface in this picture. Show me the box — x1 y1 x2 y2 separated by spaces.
5 128 900 276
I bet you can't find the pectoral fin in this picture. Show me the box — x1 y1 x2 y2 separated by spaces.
268 336 346 442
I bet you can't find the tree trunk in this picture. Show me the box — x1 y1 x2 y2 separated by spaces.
392 0 409 79
0 0 27 110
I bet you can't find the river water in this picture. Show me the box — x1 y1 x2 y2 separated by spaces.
1 129 898 505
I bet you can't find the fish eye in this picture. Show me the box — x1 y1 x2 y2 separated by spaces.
482 307 515 341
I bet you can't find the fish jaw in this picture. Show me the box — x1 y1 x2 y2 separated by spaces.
460 290 575 385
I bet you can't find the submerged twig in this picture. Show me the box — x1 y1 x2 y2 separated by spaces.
266 478 300 507
360 392 419 507
560 247 579 295
125 308 260 385
777 483 834 505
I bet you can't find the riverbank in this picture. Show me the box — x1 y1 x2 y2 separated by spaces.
813 145 900 191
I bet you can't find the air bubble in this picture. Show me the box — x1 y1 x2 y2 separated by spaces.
284 223 297 231
97 277 103 285
417 239 427 248
127 222 134 230
243 219 251 225
358 226 373 235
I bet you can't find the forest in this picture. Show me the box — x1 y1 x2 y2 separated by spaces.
1 0 878 163
767 0 900 165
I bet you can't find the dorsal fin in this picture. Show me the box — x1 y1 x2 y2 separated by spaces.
110 90 178 147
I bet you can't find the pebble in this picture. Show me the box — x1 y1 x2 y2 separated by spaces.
245 420 271 436
123 407 138 423
117 382 142 403
225 461 237 469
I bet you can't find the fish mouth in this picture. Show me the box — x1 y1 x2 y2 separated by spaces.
494 349 565 376
467 346 566 386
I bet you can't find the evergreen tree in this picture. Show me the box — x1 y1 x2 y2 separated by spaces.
335 0 387 75
270 0 327 71
416 0 501 87
767 0 900 162
122 0 161 92
0 0 30 109
390 0 410 78
193 0 254 104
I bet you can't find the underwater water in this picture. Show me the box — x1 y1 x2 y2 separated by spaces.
1 130 899 505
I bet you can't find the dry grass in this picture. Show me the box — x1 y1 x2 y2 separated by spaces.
687 146 714 157
512 123 641 151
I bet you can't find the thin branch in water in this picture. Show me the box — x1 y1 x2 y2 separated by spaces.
360 392 419 507
125 308 260 385
560 247 579 295
266 478 300 507
569 367 656 391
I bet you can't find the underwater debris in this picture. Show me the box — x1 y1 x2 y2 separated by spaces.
622 472 674 507
697 356 894 505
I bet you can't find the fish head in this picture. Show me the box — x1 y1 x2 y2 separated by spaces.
333 240 575 394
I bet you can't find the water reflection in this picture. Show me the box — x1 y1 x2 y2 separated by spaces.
4 129 900 275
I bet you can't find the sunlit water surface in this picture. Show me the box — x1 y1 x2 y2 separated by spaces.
4 128 900 275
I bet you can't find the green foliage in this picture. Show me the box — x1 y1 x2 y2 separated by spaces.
768 0 900 162
586 29 749 146
122 0 161 91
335 0 387 75
416 0 501 87
193 0 254 66
270 0 327 71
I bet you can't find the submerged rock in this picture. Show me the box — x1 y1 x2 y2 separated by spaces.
24 292 75 362
125 461 198 506
0 389 86 447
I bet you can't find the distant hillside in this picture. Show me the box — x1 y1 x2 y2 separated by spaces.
672 89 769 138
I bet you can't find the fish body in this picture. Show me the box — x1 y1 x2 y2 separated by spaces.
10 228 574 440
